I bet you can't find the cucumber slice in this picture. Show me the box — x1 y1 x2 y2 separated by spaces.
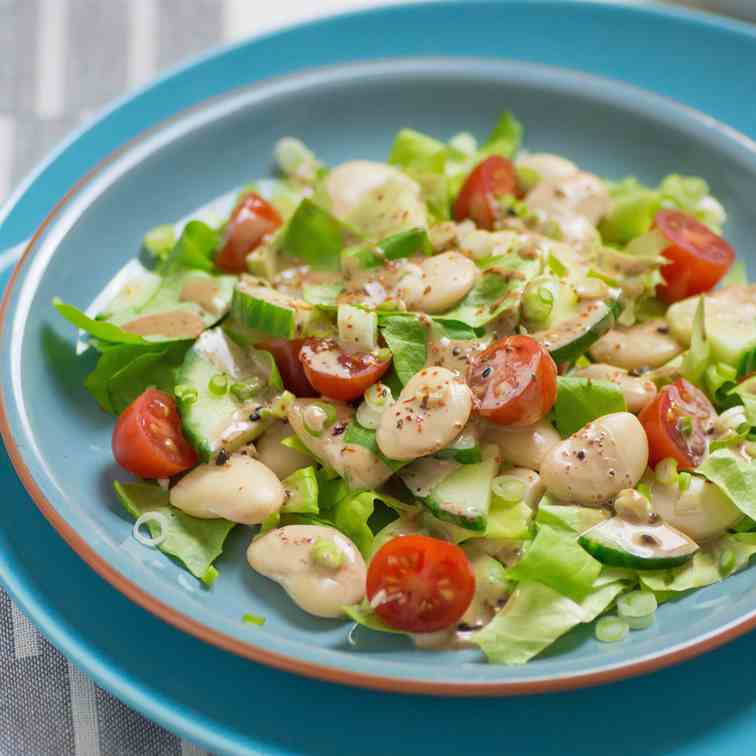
578 516 699 569
175 328 278 461
424 459 496 532
666 286 756 367
532 298 618 364
230 281 297 339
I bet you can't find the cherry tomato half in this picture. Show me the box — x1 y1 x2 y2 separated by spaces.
452 155 519 230
654 210 735 303
466 335 558 426
256 338 317 397
112 388 198 479
215 192 282 274
638 378 716 470
366 535 475 633
299 338 391 401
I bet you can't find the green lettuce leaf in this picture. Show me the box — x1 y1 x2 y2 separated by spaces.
114 481 235 585
729 376 756 428
159 220 220 275
284 199 350 271
85 341 191 414
480 111 523 159
553 377 626 438
696 448 756 519
681 296 711 386
343 421 407 472
436 254 539 329
640 533 756 593
535 499 609 533
507 525 602 601
379 314 428 385
472 579 624 665
54 299 147 345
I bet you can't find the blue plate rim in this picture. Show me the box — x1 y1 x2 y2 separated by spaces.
3 54 756 696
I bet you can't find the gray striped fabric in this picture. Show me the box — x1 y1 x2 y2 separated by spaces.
0 1 744 754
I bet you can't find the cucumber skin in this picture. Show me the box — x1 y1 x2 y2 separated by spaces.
230 287 295 339
547 305 614 365
578 534 694 570
422 496 487 532
435 446 483 464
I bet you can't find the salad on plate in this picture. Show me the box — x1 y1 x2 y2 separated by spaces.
55 112 756 664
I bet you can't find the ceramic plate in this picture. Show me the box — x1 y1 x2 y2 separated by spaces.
2 2 756 753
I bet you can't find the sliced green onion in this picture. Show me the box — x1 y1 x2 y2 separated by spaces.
746 441 756 458
174 383 198 405
364 382 392 408
720 548 737 577
614 488 652 523
374 347 392 363
617 590 657 630
678 472 692 493
208 373 229 396
310 538 344 570
678 416 693 437
230 378 262 402
242 612 266 626
269 391 296 420
356 401 383 431
274 137 320 181
303 400 337 436
636 482 652 500
492 475 527 504
595 615 629 643
655 458 679 486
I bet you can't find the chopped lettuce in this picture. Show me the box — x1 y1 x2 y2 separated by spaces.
114 481 235 585
599 174 725 245
343 601 406 633
85 340 190 414
730 378 756 428
302 282 343 310
283 199 350 271
640 533 756 593
536 499 609 533
480 111 523 159
696 449 756 520
436 254 539 329
507 525 603 601
54 299 147 345
159 220 221 275
143 224 176 260
681 296 710 386
553 377 626 438
472 579 625 665
379 314 428 385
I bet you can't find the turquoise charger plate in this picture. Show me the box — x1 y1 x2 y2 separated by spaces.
1 2 756 753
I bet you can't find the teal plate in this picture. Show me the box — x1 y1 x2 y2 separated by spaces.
1 2 756 753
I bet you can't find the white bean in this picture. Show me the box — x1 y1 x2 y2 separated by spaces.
377 367 473 461
590 319 684 370
516 153 579 185
247 525 366 618
575 363 658 414
650 476 741 542
326 160 406 220
169 455 284 524
288 399 392 489
254 421 312 480
400 251 478 314
483 419 560 471
525 171 612 226
540 412 649 505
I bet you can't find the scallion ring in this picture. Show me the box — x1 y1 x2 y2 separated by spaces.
133 512 169 547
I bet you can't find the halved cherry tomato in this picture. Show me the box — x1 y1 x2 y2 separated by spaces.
466 335 557 426
654 210 735 303
299 338 391 401
256 338 317 397
215 192 282 274
452 155 519 230
112 388 197 479
366 535 475 633
638 378 716 470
